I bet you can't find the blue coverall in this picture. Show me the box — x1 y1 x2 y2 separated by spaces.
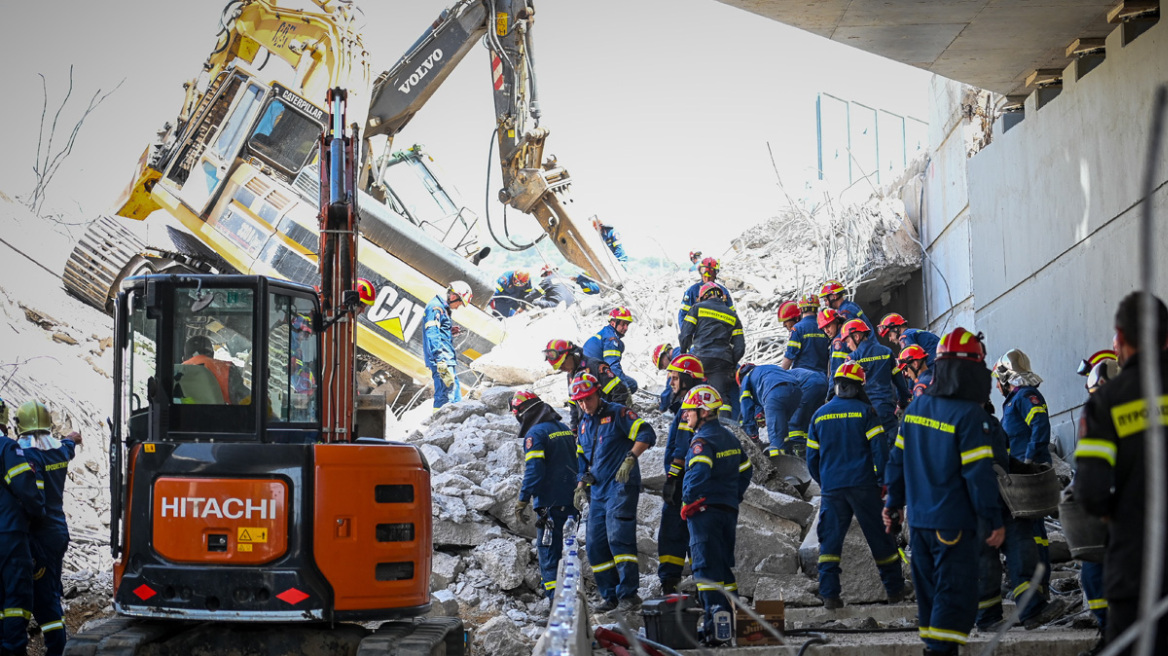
657 400 694 585
1001 385 1052 587
422 295 462 408
657 347 683 412
885 395 1003 654
677 281 734 331
806 397 902 601
784 315 831 376
493 271 538 317
574 274 601 295
847 337 904 439
598 226 628 262
828 338 852 389
1 439 45 655
738 365 803 457
837 299 877 333
682 421 752 640
520 419 579 599
22 436 75 656
577 401 656 603
899 329 941 368
787 367 829 450
910 369 934 398
583 325 638 394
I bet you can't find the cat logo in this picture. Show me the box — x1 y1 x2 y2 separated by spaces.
365 284 426 343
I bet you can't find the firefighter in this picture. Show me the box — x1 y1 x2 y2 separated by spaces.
492 269 538 317
678 257 734 330
651 343 681 412
680 282 746 421
572 372 656 614
574 273 601 295
807 362 905 609
819 308 851 388
992 349 1052 587
423 281 472 409
1077 349 1117 377
883 327 1005 656
896 345 932 398
591 217 628 262
781 295 830 376
688 250 702 272
736 363 803 460
839 319 907 442
877 313 941 367
657 354 706 594
543 339 629 434
1074 292 1168 655
777 301 801 333
511 391 578 601
583 307 639 394
528 265 577 309
819 280 876 333
0 397 45 656
14 402 79 656
678 385 752 646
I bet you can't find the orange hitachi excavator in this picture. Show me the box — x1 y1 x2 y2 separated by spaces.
64 92 463 656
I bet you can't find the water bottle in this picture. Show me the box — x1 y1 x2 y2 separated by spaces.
713 609 732 643
541 524 554 546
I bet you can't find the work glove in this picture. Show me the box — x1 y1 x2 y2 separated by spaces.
663 470 683 506
679 496 707 521
435 361 456 388
573 486 589 511
514 498 531 522
450 325 462 336
615 451 637 484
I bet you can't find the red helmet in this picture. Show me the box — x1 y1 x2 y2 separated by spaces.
689 250 702 260
840 319 870 341
699 257 720 272
834 361 867 384
699 257 720 280
798 294 820 311
667 354 706 380
1077 349 1118 376
510 390 540 414
540 264 557 277
544 339 576 370
817 308 843 329
894 345 928 373
681 384 723 412
609 306 634 323
513 269 531 285
877 313 908 338
819 280 845 298
936 327 986 363
698 282 724 301
356 278 377 306
569 372 600 400
652 343 674 370
778 301 800 323
736 362 756 387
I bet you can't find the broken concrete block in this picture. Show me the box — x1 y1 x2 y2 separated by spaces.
742 485 816 527
473 615 533 655
474 538 529 591
432 551 465 590
798 512 905 604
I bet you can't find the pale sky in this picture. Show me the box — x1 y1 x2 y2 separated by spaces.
0 0 930 268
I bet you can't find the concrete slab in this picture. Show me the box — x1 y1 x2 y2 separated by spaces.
675 627 1097 654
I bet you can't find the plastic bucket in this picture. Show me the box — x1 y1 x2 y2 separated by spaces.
1058 491 1107 562
996 466 1060 519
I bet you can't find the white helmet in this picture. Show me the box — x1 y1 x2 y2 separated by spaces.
1086 359 1120 393
448 281 473 306
992 349 1043 387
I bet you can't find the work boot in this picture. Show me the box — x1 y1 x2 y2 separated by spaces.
613 594 643 615
594 598 618 613
1023 597 1069 630
886 587 907 604
818 595 844 610
661 577 681 595
787 443 806 458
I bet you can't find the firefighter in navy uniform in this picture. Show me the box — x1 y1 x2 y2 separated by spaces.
878 313 941 367
883 328 1005 656
1074 292 1168 655
543 339 629 435
510 391 578 601
678 385 752 646
736 363 803 460
0 397 45 656
650 343 682 412
819 280 876 333
572 373 657 615
839 319 908 441
492 269 538 317
781 295 830 376
14 402 78 656
583 307 639 394
896 345 933 399
423 281 472 409
807 362 904 609
680 282 746 420
657 354 705 594
591 217 628 263
992 349 1053 588
819 309 851 392
678 257 734 330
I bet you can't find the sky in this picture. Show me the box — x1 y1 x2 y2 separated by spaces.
0 0 931 270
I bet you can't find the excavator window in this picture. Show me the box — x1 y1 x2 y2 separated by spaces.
249 98 320 175
267 293 319 424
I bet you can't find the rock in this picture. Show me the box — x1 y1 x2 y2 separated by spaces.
473 615 533 655
797 513 905 604
737 525 799 582
428 589 459 617
742 485 816 527
738 504 804 542
419 444 450 472
474 538 529 591
638 445 667 490
431 551 465 589
481 386 520 413
430 400 489 426
754 575 821 607
486 440 523 473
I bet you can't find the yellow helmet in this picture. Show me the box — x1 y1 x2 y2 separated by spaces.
16 401 52 435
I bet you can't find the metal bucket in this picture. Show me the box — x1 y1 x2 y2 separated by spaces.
996 465 1060 519
771 454 812 493
1058 489 1107 562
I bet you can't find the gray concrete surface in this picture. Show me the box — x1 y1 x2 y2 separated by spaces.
675 627 1098 654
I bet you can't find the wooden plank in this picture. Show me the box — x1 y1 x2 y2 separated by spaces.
1001 95 1027 112
1066 37 1107 57
1026 68 1063 87
1107 1 1159 24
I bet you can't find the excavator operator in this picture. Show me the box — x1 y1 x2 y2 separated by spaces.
181 335 250 405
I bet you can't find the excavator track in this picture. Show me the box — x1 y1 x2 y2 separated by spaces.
64 616 467 656
62 216 149 313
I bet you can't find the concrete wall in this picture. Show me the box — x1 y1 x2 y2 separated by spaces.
922 18 1168 456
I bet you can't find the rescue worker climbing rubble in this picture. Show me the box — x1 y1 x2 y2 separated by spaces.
543 339 628 435
0 397 44 656
572 372 656 615
807 362 905 610
583 307 639 394
678 258 734 330
657 354 705 594
680 282 746 420
423 281 472 409
1073 292 1168 654
781 295 830 376
679 385 752 646
883 327 1005 656
878 313 941 367
736 363 803 460
15 401 79 656
510 391 578 601
819 280 876 333
492 269 538 317
591 217 627 263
